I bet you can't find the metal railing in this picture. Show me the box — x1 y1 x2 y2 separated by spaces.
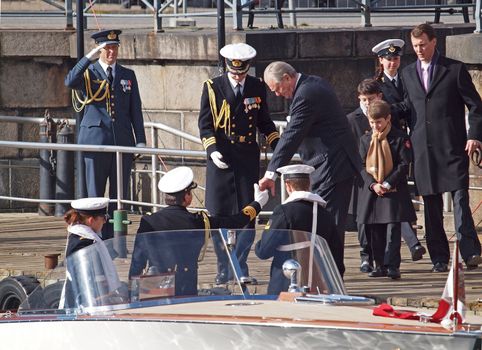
1 0 479 32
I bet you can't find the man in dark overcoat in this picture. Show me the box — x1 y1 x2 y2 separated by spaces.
198 43 279 284
259 61 362 274
130 167 268 296
65 29 146 239
255 164 342 294
400 23 482 272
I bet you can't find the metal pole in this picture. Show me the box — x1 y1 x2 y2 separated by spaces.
288 0 297 27
116 151 124 210
65 0 73 29
151 126 159 213
217 0 226 75
475 0 481 33
75 0 87 199
154 0 163 33
360 0 372 27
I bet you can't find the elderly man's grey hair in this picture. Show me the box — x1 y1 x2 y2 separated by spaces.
263 61 297 83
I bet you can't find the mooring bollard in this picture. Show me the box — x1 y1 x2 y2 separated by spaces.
111 209 132 258
39 112 57 216
55 123 75 217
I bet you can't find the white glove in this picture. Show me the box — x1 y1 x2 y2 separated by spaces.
86 42 107 61
254 183 269 208
136 142 146 148
210 151 229 169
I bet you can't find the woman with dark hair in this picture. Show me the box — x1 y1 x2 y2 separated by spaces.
372 39 407 131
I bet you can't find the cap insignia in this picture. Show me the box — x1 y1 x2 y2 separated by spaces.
232 59 242 67
388 45 396 53
107 31 117 40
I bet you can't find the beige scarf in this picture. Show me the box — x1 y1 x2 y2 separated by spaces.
366 122 393 183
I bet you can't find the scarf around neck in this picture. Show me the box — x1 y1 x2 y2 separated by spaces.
366 122 393 183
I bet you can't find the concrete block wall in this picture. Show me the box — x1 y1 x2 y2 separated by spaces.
0 25 479 212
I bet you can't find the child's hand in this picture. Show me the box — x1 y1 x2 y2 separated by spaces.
372 183 388 197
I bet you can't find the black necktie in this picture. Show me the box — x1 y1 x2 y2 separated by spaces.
391 78 398 88
107 66 113 87
234 84 243 105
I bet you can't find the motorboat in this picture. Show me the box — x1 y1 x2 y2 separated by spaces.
1 228 481 349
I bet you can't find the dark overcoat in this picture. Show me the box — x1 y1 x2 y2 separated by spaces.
400 55 482 196
266 74 362 192
357 128 416 224
130 202 260 295
346 107 371 216
198 74 279 215
255 198 343 295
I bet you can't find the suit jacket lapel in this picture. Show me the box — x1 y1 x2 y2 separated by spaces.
293 74 306 97
93 61 108 81
408 63 425 95
427 58 447 95
221 74 236 107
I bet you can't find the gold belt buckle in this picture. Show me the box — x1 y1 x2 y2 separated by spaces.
239 136 246 143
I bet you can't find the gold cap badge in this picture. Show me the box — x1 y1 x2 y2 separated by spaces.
107 31 117 40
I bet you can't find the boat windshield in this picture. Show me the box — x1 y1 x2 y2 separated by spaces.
18 228 345 314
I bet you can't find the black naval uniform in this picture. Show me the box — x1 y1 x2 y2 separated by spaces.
378 73 408 131
255 194 343 295
66 235 95 257
357 127 416 269
198 74 279 278
129 201 261 296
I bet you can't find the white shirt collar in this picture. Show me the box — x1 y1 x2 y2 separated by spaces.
384 71 399 81
227 74 246 90
98 60 117 76
421 61 431 70
283 191 327 207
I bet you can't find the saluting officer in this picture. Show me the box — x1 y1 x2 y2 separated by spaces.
65 29 146 239
255 165 343 295
129 167 269 296
198 43 279 284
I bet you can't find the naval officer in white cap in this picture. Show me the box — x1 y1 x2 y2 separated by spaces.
130 166 269 295
60 197 122 309
371 39 408 130
255 164 343 295
198 43 279 284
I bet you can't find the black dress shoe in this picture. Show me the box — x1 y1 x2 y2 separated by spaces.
368 267 387 277
411 244 426 261
432 262 448 273
466 255 481 270
387 268 401 279
215 272 228 284
360 261 373 273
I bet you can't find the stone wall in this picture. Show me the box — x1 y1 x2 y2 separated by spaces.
0 25 479 211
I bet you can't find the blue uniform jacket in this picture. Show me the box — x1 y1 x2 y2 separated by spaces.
65 57 146 147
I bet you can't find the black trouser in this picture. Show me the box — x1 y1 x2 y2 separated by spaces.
359 221 420 264
423 189 481 264
366 222 401 269
316 177 353 276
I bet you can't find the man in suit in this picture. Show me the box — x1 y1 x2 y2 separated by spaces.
259 61 362 275
198 43 279 284
255 164 343 295
65 29 146 239
130 166 268 296
400 23 482 272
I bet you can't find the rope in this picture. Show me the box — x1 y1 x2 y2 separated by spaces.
87 0 102 31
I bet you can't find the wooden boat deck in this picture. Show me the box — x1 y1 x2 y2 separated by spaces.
0 212 481 311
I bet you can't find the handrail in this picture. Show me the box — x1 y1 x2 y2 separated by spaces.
2 0 478 31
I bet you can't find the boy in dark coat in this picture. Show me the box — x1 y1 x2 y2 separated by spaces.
357 100 416 279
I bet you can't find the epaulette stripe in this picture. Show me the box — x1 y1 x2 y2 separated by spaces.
267 132 280 144
242 206 257 221
202 137 216 149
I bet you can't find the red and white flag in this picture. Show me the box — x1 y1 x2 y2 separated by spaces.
431 248 466 325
